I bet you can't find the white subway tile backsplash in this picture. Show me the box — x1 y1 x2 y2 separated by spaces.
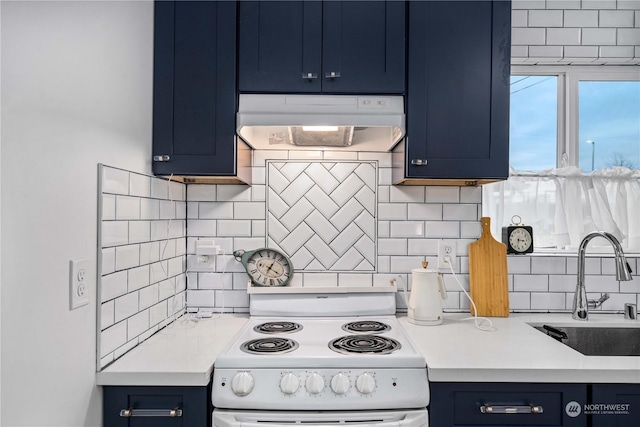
129 173 151 198
407 239 439 256
528 10 563 27
102 221 129 247
379 203 407 220
425 186 459 203
581 27 617 44
390 256 425 273
584 274 620 293
390 186 425 203
101 270 128 302
600 10 635 27
563 45 600 57
531 257 566 274
549 274 576 292
547 27 582 45
102 248 116 276
379 239 407 256
390 221 425 238
531 292 566 310
512 27 546 45
128 265 150 292
509 292 531 310
217 185 252 202
129 221 151 244
514 274 549 291
101 166 129 195
581 0 617 10
425 221 459 238
512 9 528 27
564 10 599 27
618 0 640 9
546 0 580 9
198 202 233 219
114 292 139 322
127 310 150 340
443 204 477 221
326 151 358 161
512 0 546 10
599 45 635 57
150 177 170 200
139 284 159 310
408 204 442 220
102 194 116 220
101 301 115 330
618 28 640 45
529 45 564 57
100 321 127 357
139 241 161 265
187 290 215 308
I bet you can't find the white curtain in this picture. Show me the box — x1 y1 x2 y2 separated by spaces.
482 166 640 251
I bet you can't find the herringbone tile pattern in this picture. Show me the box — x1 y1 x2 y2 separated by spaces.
267 161 377 271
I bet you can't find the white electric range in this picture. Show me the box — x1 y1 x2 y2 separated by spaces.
212 291 429 427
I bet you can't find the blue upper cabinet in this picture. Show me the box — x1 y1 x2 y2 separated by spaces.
393 1 511 185
238 1 406 94
153 1 251 183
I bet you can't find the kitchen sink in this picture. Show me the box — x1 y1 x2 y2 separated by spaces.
532 324 640 356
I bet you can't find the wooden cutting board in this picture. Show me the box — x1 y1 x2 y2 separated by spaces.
468 217 509 317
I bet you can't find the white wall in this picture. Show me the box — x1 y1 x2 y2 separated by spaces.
1 1 153 426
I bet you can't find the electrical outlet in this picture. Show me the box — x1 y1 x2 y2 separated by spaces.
437 240 457 269
69 259 89 310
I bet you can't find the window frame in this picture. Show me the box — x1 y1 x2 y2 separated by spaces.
511 65 640 171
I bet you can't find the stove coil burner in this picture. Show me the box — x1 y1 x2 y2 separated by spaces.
240 337 299 355
253 321 303 334
341 321 391 334
329 335 401 355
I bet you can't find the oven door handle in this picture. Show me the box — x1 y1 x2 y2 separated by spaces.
240 422 400 427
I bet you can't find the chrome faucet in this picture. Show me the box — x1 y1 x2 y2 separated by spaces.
572 231 633 320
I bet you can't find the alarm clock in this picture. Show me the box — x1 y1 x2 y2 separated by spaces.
501 215 534 255
233 248 293 287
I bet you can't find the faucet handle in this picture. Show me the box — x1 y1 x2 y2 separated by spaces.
624 303 637 320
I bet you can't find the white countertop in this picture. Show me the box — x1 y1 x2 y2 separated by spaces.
96 314 248 386
399 313 640 384
96 312 640 386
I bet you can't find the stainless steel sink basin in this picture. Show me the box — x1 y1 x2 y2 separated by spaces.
532 324 640 356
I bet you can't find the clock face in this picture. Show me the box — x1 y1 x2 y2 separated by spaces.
509 227 533 252
246 249 292 287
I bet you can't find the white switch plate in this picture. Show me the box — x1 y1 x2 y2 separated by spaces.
69 259 89 310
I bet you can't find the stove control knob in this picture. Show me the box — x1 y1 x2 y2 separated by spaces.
231 371 254 396
305 373 325 394
280 373 300 395
356 373 376 394
330 373 350 395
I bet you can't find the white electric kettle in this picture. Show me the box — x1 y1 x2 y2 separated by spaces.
403 262 448 326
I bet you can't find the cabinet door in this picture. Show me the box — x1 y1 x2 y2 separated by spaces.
322 1 405 93
238 1 322 93
103 385 210 427
430 382 587 426
405 1 510 180
153 1 237 176
591 384 640 427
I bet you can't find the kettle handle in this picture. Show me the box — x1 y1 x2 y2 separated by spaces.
438 273 448 300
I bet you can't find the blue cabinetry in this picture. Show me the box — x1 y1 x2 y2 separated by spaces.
238 1 405 94
153 1 250 183
430 382 588 426
394 1 511 185
103 385 210 427
591 384 640 427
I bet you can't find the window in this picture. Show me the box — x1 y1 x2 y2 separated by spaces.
484 66 640 252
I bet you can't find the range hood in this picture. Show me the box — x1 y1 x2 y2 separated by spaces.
237 94 405 152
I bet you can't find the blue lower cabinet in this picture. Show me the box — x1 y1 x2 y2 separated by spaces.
591 384 640 427
429 382 587 426
103 385 210 427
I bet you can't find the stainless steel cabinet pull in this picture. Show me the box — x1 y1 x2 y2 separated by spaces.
411 159 428 166
119 408 183 417
480 405 543 414
325 71 341 78
302 72 318 79
153 155 171 162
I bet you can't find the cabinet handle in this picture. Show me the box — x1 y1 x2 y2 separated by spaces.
153 155 171 162
325 71 341 79
119 408 183 418
302 72 318 80
480 405 544 414
411 159 428 166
